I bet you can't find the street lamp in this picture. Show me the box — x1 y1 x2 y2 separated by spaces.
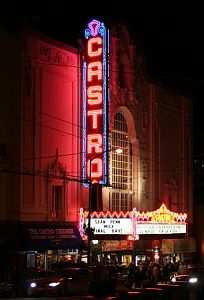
87 147 122 266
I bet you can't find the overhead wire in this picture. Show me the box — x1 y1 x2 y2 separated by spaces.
0 95 188 167
0 46 196 179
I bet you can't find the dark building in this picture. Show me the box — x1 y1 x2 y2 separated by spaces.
193 156 204 264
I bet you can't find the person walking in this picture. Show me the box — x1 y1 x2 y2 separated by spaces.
162 263 170 283
151 263 160 284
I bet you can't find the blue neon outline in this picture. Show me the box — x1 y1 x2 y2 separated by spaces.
83 61 89 187
102 23 107 185
83 20 108 186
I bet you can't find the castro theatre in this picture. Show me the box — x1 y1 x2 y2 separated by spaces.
81 18 196 266
80 203 195 265
0 16 195 279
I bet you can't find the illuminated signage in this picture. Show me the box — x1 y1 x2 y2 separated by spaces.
83 19 109 185
22 224 83 250
102 240 133 251
91 218 132 234
80 204 187 239
136 224 186 234
89 219 186 235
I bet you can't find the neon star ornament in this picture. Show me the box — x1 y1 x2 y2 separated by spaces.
88 19 101 36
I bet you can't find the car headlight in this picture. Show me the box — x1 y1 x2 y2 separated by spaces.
171 277 176 282
49 281 60 287
189 277 198 284
30 282 37 288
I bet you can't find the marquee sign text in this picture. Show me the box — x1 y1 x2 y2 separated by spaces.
81 204 187 239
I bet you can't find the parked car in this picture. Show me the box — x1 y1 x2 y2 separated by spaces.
0 270 38 297
0 281 16 298
57 267 93 295
156 283 187 300
129 287 165 300
89 264 118 297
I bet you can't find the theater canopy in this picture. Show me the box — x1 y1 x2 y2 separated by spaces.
7 222 83 251
162 238 196 254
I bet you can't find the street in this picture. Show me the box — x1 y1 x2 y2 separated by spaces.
1 297 84 300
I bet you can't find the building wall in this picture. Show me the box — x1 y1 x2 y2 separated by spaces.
106 22 192 220
0 23 192 224
21 34 82 222
0 29 82 223
0 29 22 220
0 21 193 270
155 88 192 220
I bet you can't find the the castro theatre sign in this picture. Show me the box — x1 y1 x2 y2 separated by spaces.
80 204 187 240
83 19 109 185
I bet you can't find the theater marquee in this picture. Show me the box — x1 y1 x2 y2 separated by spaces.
80 204 187 240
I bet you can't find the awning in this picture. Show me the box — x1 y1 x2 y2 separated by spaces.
7 222 83 251
162 238 196 254
162 239 175 254
135 240 153 253
102 240 133 252
174 238 196 253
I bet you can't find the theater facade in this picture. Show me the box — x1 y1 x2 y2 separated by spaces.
0 18 194 278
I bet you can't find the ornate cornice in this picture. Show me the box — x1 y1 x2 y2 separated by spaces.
38 41 75 67
47 148 66 178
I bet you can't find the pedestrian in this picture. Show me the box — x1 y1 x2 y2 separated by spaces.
162 263 170 283
151 263 160 284
107 264 117 295
6 262 17 282
133 265 141 288
126 263 134 288
89 264 109 296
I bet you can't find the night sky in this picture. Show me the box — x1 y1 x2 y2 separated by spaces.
1 2 203 156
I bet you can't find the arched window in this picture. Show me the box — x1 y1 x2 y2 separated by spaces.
110 112 133 210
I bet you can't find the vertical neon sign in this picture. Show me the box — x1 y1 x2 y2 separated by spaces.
83 19 109 185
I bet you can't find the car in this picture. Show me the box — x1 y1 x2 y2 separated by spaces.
171 273 190 283
57 267 93 295
89 264 118 297
4 269 38 297
156 283 187 299
14 269 70 297
0 281 16 298
171 266 204 298
171 266 204 284
129 287 165 300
